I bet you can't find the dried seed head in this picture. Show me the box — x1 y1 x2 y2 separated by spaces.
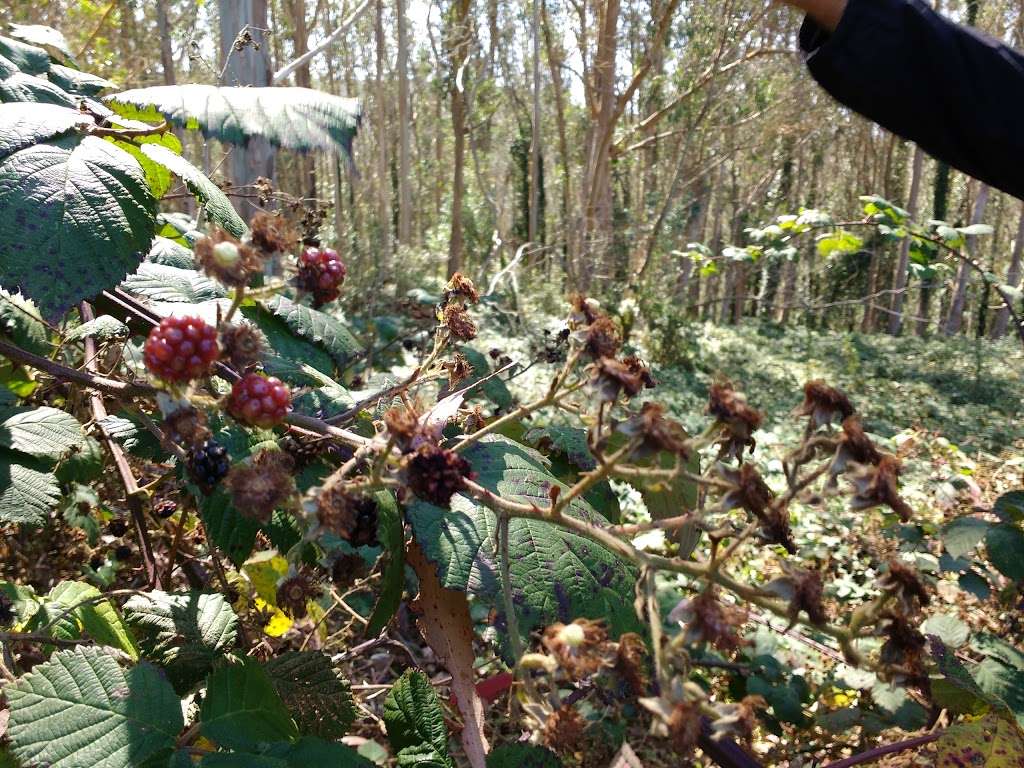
224 450 296 523
789 567 827 627
444 352 474 389
707 381 763 461
877 610 927 680
680 587 748 653
275 573 320 619
667 701 704 756
317 486 380 547
877 558 931 612
249 211 296 256
849 454 914 522
441 303 477 341
544 706 586 753
195 230 264 288
406 444 474 507
568 293 602 327
162 404 211 448
584 315 621 360
331 553 368 589
614 632 648 696
383 406 421 452
710 695 766 743
443 272 480 304
617 402 689 459
219 322 265 372
589 356 656 402
795 380 855 428
542 619 609 679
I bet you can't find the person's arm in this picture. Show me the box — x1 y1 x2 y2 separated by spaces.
784 0 1024 201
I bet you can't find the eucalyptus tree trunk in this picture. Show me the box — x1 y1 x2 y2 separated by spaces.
396 0 413 245
287 0 317 201
990 203 1024 339
219 0 274 212
528 0 542 244
888 145 924 335
446 0 472 277
373 0 393 266
156 0 176 85
944 183 989 335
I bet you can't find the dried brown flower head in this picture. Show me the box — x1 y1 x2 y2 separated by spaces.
590 356 656 402
195 229 264 288
617 402 690 459
679 587 748 653
877 558 931 612
827 416 883 491
384 406 421 451
849 454 914 522
442 303 477 341
877 610 927 679
219 322 265 372
275 572 320 619
162 404 211 448
443 272 480 304
584 315 621 360
407 444 474 507
249 211 296 256
707 382 763 461
331 553 368 589
544 706 586 753
710 695 766 743
224 450 296 523
317 486 380 547
614 632 648 696
719 463 774 518
568 293 602 327
795 380 855 428
542 619 609 679
667 701 703 755
444 352 474 389
774 566 827 627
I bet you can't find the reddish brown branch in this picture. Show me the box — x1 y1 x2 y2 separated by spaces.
822 731 941 768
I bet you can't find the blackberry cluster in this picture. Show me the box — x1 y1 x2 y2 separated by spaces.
296 246 347 306
407 444 474 507
143 315 220 383
227 374 292 428
187 439 230 490
317 487 380 547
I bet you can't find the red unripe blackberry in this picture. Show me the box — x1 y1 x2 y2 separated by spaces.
144 315 220 383
296 246 347 306
227 373 292 428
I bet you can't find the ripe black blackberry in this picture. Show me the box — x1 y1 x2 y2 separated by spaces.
154 499 178 519
107 519 128 537
187 439 231 490
114 545 132 561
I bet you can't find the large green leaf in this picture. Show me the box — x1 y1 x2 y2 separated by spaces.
366 492 405 635
107 85 361 156
986 524 1024 581
0 405 85 459
0 448 60 524
262 295 361 370
262 737 374 767
487 745 562 768
200 661 299 751
121 263 226 303
139 143 246 236
408 436 640 640
934 714 1024 767
974 659 1024 729
0 103 89 159
123 590 238 693
5 647 183 768
7 24 74 65
0 133 156 319
48 64 115 96
264 651 356 739
0 35 49 75
46 580 139 659
200 488 259 567
942 515 990 559
0 288 48 355
383 670 454 768
147 235 195 269
0 61 77 107
240 304 336 382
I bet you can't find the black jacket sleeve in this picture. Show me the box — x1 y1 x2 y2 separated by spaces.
800 0 1024 200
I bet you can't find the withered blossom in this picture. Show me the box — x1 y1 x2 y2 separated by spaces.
876 558 931 612
443 272 480 304
765 564 828 627
848 454 914 521
225 450 296 523
442 302 478 341
589 356 656 402
709 695 767 743
544 706 586 753
195 229 264 288
716 463 796 554
676 587 748 653
219 322 265 372
707 381 763 461
406 444 475 507
444 352 473 388
617 402 690 459
249 211 296 255
317 486 380 547
667 701 704 755
275 572 320 619
542 618 610 679
826 415 883 489
584 315 621 360
794 380 855 428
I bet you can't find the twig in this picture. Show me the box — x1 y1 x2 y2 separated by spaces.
0 338 156 398
821 731 941 768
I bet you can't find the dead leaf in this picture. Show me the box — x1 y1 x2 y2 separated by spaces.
408 540 489 768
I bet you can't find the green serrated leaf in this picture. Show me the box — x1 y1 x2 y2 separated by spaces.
123 590 238 694
200 488 259 567
935 714 1024 767
139 143 246 236
0 133 156 320
200 661 299 751
0 405 85 459
0 448 60 524
264 651 356 739
0 65 77 107
994 491 1024 523
0 35 49 75
262 295 361 370
366 492 404 636
0 103 89 159
408 436 640 643
122 263 226 304
973 659 1024 728
147 235 195 269
263 736 374 767
64 315 129 343
383 670 454 768
240 304 335 381
986 523 1024 581
47 64 115 96
7 24 73 64
457 346 513 411
0 288 48 356
46 580 138 659
922 613 970 648
941 515 990 559
5 647 183 768
107 85 361 157
97 413 163 460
